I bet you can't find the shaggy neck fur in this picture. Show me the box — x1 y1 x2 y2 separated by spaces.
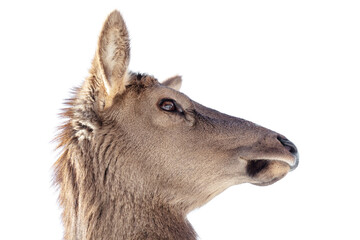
55 135 198 240
54 76 197 240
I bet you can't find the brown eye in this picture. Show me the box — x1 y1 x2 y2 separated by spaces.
159 99 176 112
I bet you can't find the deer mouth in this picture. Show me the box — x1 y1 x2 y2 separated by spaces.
246 159 290 186
246 160 269 177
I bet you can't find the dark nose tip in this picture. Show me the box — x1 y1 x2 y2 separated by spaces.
277 136 299 170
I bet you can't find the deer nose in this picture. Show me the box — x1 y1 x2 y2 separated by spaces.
277 136 299 171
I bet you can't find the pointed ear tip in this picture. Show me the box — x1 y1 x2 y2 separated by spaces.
107 10 124 23
162 75 183 91
171 75 182 82
175 76 182 85
109 9 121 17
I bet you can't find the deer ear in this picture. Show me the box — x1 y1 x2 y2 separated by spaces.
162 75 182 91
94 10 130 102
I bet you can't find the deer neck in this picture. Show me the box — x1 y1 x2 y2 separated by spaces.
58 135 197 239
73 191 197 240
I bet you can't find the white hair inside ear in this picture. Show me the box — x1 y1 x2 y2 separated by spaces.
162 75 182 91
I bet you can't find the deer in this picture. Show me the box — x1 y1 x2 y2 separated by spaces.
54 10 299 240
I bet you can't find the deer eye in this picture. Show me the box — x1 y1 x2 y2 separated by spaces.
159 99 177 112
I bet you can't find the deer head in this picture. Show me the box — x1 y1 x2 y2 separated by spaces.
55 10 298 239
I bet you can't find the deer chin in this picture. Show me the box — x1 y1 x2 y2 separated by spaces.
247 160 291 186
252 176 286 186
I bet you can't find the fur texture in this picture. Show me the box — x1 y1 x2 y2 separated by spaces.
54 10 298 240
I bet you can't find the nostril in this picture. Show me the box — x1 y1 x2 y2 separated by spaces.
277 136 298 155
277 135 299 170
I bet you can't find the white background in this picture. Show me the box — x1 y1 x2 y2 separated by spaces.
1 1 359 239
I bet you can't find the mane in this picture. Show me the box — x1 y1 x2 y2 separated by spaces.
53 90 78 183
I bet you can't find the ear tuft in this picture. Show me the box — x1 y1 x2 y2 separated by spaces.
162 75 182 91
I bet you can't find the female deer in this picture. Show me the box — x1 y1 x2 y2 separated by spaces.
55 10 298 240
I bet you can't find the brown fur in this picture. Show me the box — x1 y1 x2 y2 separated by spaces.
54 10 298 240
